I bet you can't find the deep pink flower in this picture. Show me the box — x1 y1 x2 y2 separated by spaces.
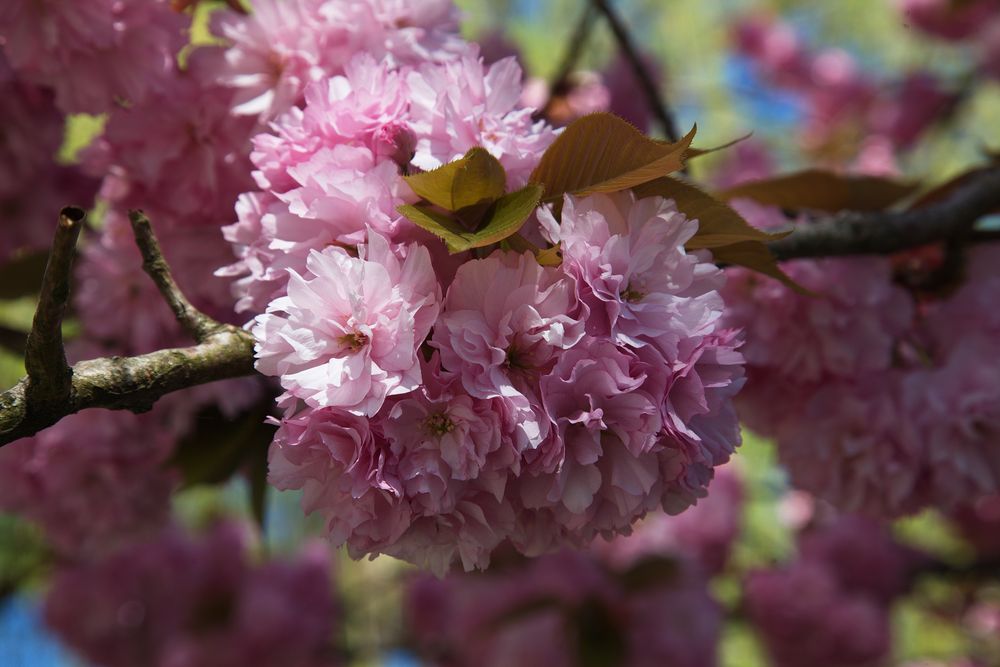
951 494 1000 558
406 547 721 667
0 408 176 558
745 561 892 667
904 336 1000 507
82 49 256 225
43 522 338 667
894 0 1000 41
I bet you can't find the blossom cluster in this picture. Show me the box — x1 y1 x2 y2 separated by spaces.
258 190 744 573
404 467 743 667
43 522 339 667
201 0 748 573
743 514 922 667
720 194 1000 518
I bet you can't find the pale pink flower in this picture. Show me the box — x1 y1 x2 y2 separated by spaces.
219 192 289 314
539 192 726 360
407 53 558 186
252 53 412 189
431 250 584 448
211 0 336 121
254 231 440 416
276 145 412 251
212 0 464 121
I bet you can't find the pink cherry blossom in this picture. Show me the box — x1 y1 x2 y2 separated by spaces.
406 546 721 667
407 53 559 186
75 209 243 355
431 250 584 448
894 0 1000 41
211 0 464 121
0 408 176 559
745 561 893 667
0 0 188 114
253 231 440 416
44 522 338 667
539 192 726 360
904 336 1000 507
0 57 98 261
82 48 257 226
598 463 745 575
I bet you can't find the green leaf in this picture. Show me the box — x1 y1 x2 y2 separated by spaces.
404 147 507 212
717 170 918 212
633 177 790 249
398 203 474 253
399 184 544 254
529 112 695 202
0 252 48 300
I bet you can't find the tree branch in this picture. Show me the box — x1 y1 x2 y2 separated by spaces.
129 210 221 342
767 168 1000 261
0 332 255 446
0 211 256 447
593 0 681 142
23 207 83 410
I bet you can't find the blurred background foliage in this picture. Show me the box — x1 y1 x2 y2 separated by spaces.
2 0 999 665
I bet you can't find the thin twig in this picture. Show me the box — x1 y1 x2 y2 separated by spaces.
128 210 221 342
23 207 83 408
593 0 681 142
542 4 598 112
767 168 1000 261
0 209 256 447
